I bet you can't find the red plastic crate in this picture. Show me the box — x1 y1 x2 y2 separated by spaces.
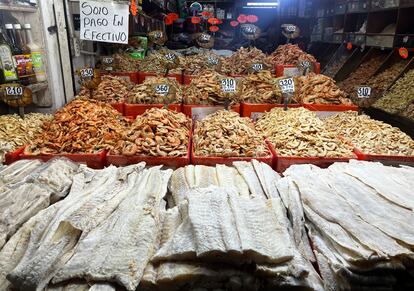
275 62 321 77
110 102 124 115
138 72 183 84
191 143 273 166
267 141 356 173
111 71 139 84
20 149 107 169
124 103 182 118
241 103 302 121
183 74 196 85
353 148 414 167
183 104 241 120
4 146 25 165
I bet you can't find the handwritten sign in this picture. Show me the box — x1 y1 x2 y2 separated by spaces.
357 87 371 98
80 0 129 44
5 86 23 97
221 78 237 93
80 68 94 78
279 78 295 94
207 55 219 66
251 63 264 72
155 84 170 95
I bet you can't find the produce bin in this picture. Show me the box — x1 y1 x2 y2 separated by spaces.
183 74 196 85
241 103 302 121
191 143 273 167
20 150 107 169
124 103 182 118
303 104 358 118
183 104 241 120
4 146 25 165
110 103 124 115
275 63 321 77
268 142 356 173
353 148 414 167
111 71 139 84
139 72 183 84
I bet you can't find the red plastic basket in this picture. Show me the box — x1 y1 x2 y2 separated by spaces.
183 74 196 85
124 103 182 118
241 103 302 120
111 71 139 84
353 148 414 167
138 72 183 84
110 102 124 115
275 62 321 77
191 143 273 166
267 141 356 173
182 104 241 119
4 146 25 165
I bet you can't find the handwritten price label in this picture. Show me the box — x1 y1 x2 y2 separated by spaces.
155 84 170 95
279 78 295 93
80 68 94 78
165 53 176 62
286 25 296 32
357 87 371 98
208 55 219 66
221 78 237 93
5 86 23 96
200 33 211 42
251 63 264 72
300 61 311 68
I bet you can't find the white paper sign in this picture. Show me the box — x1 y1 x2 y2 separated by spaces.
221 78 237 93
80 0 129 44
155 84 170 95
357 86 371 98
279 78 295 93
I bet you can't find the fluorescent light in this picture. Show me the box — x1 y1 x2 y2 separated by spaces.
246 2 279 6
243 6 278 9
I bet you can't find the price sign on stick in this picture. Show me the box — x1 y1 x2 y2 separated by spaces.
80 68 94 78
5 86 24 98
252 63 264 72
165 53 176 62
221 78 237 93
286 25 296 32
300 61 311 68
155 84 170 96
357 87 371 98
102 57 113 64
279 78 295 94
208 55 219 66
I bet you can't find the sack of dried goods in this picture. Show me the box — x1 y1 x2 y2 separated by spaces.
138 51 182 75
242 70 284 104
126 77 183 104
25 99 130 154
0 113 52 163
268 44 316 66
181 53 223 75
184 70 241 105
193 110 269 157
221 47 272 75
111 53 140 72
297 73 352 105
111 108 191 157
256 107 355 158
373 69 414 114
92 75 134 103
324 111 414 156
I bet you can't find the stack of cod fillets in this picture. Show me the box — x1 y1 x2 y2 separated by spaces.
280 160 414 291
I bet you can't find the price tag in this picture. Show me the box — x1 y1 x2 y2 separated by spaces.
221 78 237 93
165 53 176 62
300 61 311 68
251 63 264 72
80 68 94 78
357 87 371 98
286 25 296 32
200 33 211 42
244 25 256 34
5 86 24 97
155 84 170 95
279 78 295 94
102 57 113 64
208 55 219 66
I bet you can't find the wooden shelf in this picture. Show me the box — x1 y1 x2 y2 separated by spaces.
0 4 37 13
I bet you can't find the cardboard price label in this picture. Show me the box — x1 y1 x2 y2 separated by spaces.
251 63 264 72
155 84 170 95
80 68 94 78
5 86 24 97
165 53 176 62
357 87 371 98
279 78 295 93
200 33 211 42
300 61 311 68
221 78 237 93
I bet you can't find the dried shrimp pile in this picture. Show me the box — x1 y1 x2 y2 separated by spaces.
256 107 355 158
25 99 130 154
373 69 414 114
181 53 222 75
111 108 190 157
184 70 241 105
267 44 316 65
0 113 52 163
297 73 352 105
194 110 269 157
221 47 271 75
242 70 283 103
324 111 414 155
112 53 140 72
92 75 134 102
126 77 183 104
138 52 182 74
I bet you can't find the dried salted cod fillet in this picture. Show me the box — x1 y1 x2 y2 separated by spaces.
45 283 90 291
194 165 219 187
252 159 281 199
53 166 172 291
153 186 294 265
169 167 191 206
216 164 250 198
233 161 266 199
0 159 42 187
88 283 116 291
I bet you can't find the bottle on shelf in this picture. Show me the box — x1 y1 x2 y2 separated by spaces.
0 28 19 83
24 23 46 82
14 24 36 85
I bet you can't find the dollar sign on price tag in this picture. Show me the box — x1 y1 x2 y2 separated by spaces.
279 78 295 94
155 84 170 96
221 78 237 93
357 87 371 98
80 68 94 78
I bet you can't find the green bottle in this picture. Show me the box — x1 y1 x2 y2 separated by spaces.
0 28 18 83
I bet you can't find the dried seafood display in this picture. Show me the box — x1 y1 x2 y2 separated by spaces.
373 69 414 114
112 53 140 72
366 60 405 95
297 73 352 105
25 99 130 154
324 111 414 155
138 51 182 74
221 47 272 75
126 77 183 104
184 70 241 105
0 113 52 163
323 53 348 78
268 44 317 65
256 107 355 157
92 75 134 103
400 102 414 121
181 53 222 75
242 70 283 103
193 110 269 157
282 160 414 291
337 54 385 96
111 108 190 157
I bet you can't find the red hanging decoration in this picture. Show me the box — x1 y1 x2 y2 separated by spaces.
346 42 353 50
208 18 220 25
165 17 173 25
217 19 223 24
130 0 137 16
191 16 201 24
237 14 247 23
247 15 258 23
167 13 179 21
230 20 239 27
399 47 409 59
209 25 219 32
201 11 212 18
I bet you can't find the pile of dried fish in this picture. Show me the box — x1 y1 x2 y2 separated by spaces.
373 69 414 114
184 70 241 105
297 73 352 105
323 53 348 78
194 110 269 157
126 77 183 104
0 158 78 250
242 70 283 103
0 113 52 163
256 107 355 158
400 102 414 121
181 53 222 75
92 75 134 103
268 44 316 65
25 99 130 154
324 111 414 155
111 108 190 157
221 47 272 75
112 53 140 72
281 161 414 291
138 52 182 74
